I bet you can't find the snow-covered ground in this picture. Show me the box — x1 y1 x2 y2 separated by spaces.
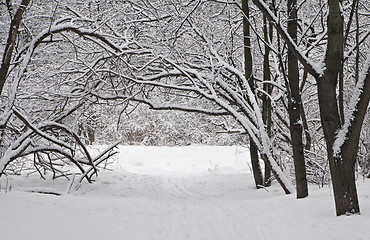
1 145 369 240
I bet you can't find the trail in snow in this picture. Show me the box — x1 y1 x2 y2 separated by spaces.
0 146 369 240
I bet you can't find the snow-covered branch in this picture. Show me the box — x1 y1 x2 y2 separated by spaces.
251 0 323 78
132 97 229 116
333 54 370 160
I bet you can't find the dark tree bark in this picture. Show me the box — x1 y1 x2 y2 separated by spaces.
250 137 264 188
316 0 370 215
286 0 308 198
0 0 31 95
339 0 359 123
242 0 264 189
262 13 273 187
325 57 369 215
0 0 31 153
252 0 369 215
317 0 355 215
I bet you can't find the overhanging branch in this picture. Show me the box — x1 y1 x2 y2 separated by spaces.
251 0 323 79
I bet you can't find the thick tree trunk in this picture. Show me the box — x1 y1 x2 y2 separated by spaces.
317 0 365 215
330 156 359 215
251 0 368 213
318 71 360 215
332 55 370 215
287 0 308 198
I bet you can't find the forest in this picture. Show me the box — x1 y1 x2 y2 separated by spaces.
0 0 369 221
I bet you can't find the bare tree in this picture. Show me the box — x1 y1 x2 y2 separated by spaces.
2 0 367 216
252 0 370 215
80 0 295 193
0 0 122 181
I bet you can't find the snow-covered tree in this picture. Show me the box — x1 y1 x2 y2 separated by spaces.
252 0 370 215
81 0 295 193
1 0 368 217
0 0 121 181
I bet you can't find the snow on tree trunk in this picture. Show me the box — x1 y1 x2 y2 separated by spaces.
252 0 369 215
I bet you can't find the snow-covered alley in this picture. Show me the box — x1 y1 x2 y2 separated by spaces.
1 146 369 240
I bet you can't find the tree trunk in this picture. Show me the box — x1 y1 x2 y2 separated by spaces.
251 0 369 214
0 0 31 152
287 0 308 198
330 157 359 215
334 55 370 214
250 137 264 188
321 84 361 215
317 0 364 215
262 12 272 187
242 0 264 189
0 0 31 95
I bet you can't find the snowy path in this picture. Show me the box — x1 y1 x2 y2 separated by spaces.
1 146 369 240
